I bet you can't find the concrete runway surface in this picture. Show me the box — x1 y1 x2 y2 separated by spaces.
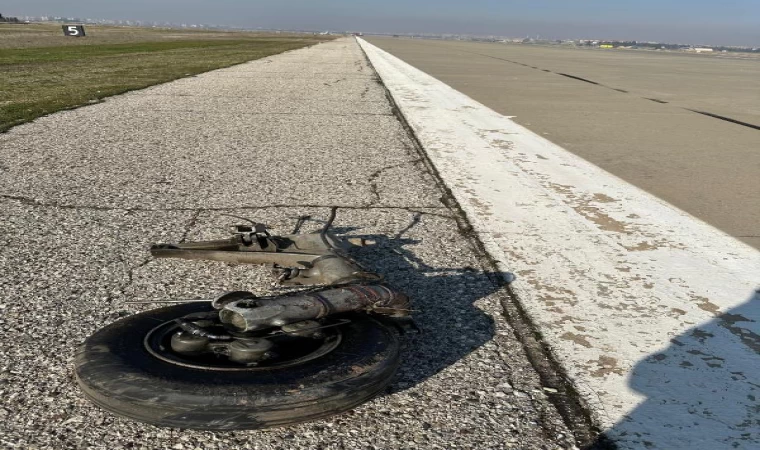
360 38 760 450
0 39 576 449
365 37 760 250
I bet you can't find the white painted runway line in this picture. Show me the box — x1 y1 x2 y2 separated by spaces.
359 38 760 449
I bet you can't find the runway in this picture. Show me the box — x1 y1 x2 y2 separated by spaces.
366 37 760 249
360 37 760 450
2 34 757 449
0 39 573 449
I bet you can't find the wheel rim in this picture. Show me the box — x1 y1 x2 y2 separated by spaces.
143 317 343 372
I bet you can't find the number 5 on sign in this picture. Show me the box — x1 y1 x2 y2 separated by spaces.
63 25 86 37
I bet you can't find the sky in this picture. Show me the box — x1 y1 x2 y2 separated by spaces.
4 0 760 46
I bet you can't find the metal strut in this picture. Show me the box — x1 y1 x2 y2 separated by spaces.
148 209 413 334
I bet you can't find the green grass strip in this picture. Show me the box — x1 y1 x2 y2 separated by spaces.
0 36 327 132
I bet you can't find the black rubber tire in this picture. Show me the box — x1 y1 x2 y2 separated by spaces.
75 303 400 430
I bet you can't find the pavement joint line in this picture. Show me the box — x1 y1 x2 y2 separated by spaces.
359 37 760 450
198 73 378 77
122 110 395 117
685 109 760 131
420 43 760 131
125 95 388 103
124 92 385 99
251 61 370 64
556 73 600 85
0 194 448 215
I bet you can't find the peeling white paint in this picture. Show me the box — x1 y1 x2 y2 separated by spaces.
359 38 760 449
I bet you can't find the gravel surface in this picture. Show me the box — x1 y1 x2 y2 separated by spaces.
0 38 573 449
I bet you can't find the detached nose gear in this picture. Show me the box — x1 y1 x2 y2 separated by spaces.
75 209 414 430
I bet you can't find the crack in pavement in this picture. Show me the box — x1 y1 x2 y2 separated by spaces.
365 158 425 207
178 209 201 244
102 209 202 306
393 212 423 240
105 254 154 306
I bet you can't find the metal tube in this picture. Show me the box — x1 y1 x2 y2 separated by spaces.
218 284 410 332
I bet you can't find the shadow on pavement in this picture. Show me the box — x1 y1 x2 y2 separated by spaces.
334 225 502 394
589 289 760 450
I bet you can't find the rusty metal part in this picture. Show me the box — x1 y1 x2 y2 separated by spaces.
148 210 413 336
210 291 256 310
280 320 322 338
174 318 232 340
149 209 381 286
219 284 410 333
151 226 377 286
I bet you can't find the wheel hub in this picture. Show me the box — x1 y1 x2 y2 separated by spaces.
144 312 343 371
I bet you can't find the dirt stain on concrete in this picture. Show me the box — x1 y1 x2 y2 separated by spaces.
588 355 625 377
562 331 593 348
575 205 632 233
692 294 721 315
592 193 617 203
623 241 664 251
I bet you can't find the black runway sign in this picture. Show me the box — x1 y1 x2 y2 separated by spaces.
62 25 86 37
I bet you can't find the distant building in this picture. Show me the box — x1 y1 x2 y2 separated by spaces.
684 47 714 53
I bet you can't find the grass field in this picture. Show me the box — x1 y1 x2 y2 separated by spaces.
0 24 333 132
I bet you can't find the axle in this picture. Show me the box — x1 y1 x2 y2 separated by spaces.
219 285 410 333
